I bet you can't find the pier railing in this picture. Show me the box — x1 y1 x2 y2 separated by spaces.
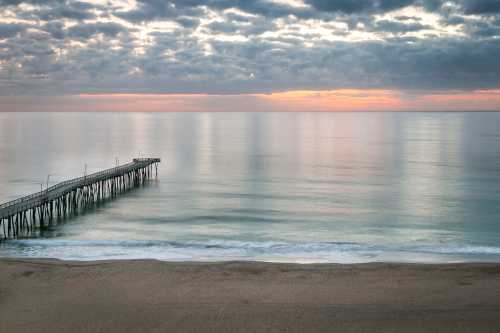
0 159 158 212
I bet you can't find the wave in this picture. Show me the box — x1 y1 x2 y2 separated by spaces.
2 239 500 262
412 245 500 255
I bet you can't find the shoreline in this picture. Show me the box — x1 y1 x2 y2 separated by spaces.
2 259 500 332
3 238 500 264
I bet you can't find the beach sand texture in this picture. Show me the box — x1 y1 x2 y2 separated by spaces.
1 259 500 332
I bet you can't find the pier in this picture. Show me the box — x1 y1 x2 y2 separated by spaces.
0 158 160 239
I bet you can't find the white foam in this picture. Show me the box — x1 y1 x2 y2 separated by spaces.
2 239 500 263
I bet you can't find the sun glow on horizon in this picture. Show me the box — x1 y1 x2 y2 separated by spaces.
259 89 406 111
2 89 500 112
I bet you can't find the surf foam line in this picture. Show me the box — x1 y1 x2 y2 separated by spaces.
2 239 500 258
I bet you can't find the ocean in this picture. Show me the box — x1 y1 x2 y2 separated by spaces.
1 111 500 263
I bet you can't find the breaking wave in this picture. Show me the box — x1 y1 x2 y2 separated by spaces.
2 239 500 263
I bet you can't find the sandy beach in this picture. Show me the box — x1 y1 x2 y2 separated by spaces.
1 259 500 332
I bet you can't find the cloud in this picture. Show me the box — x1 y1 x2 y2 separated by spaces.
115 0 310 23
67 22 127 39
0 0 52 5
35 4 96 21
115 0 178 23
373 19 432 33
304 0 417 14
1 0 99 21
206 20 239 34
1 0 500 97
459 0 500 14
305 0 500 15
0 23 27 38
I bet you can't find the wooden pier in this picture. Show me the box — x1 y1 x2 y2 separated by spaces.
0 158 160 239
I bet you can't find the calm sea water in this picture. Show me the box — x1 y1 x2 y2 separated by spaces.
1 112 500 263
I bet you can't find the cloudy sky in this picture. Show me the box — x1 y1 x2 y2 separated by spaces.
1 0 500 111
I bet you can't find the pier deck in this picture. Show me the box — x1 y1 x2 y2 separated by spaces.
0 158 160 238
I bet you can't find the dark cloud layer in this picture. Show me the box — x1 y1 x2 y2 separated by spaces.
0 0 500 95
460 0 500 14
373 19 431 33
305 0 416 14
0 23 26 38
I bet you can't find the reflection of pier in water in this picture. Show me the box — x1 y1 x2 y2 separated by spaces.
0 158 160 239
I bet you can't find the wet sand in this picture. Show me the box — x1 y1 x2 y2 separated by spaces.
1 259 500 332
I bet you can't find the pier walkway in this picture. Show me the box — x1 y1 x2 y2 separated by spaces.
0 158 160 239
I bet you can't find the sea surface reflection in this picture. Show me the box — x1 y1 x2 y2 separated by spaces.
1 112 500 262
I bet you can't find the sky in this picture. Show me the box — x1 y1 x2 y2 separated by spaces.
1 0 500 111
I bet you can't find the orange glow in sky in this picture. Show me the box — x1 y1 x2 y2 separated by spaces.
414 90 500 111
1 89 500 112
258 89 406 111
